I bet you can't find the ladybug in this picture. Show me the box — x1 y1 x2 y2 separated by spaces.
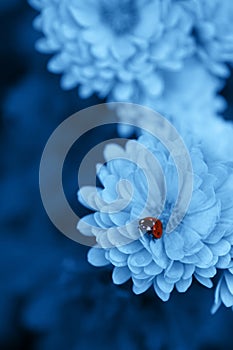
138 217 163 239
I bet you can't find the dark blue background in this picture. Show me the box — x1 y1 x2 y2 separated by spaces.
1 2 233 349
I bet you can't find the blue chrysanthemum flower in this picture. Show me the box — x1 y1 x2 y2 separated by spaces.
116 58 233 161
29 0 194 100
78 133 233 302
117 57 226 118
181 0 233 77
146 58 226 121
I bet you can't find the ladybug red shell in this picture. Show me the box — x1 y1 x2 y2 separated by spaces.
139 217 163 239
152 220 163 239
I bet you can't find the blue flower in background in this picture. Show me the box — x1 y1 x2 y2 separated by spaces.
78 133 233 302
29 0 194 101
117 56 225 122
29 0 233 103
181 0 233 77
117 57 233 161
149 58 226 121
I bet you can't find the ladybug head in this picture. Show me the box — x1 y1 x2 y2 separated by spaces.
138 217 155 233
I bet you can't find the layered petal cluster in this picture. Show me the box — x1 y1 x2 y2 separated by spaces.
117 58 233 160
29 0 194 100
78 134 233 301
181 0 233 77
146 58 226 122
29 0 233 101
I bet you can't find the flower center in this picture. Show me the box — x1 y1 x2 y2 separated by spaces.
100 0 139 36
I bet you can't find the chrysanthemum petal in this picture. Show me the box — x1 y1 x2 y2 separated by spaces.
195 245 214 268
164 232 184 260
150 239 170 269
116 240 142 255
220 280 233 307
195 275 213 288
165 261 184 280
216 254 231 269
144 261 163 276
88 248 110 266
208 240 231 256
132 279 153 294
128 250 152 267
156 274 174 293
108 248 128 267
153 279 170 301
224 271 233 295
183 264 195 279
195 266 216 278
112 266 131 285
176 277 192 293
